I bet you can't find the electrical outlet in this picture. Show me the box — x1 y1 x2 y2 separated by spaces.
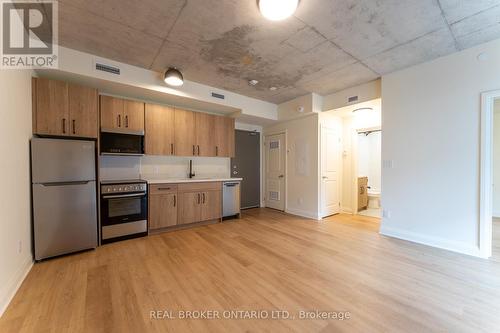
382 209 391 219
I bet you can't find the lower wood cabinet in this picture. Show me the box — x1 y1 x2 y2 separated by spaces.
148 182 222 231
149 184 178 230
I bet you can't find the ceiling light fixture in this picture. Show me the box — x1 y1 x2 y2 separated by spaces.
352 107 373 113
258 0 299 21
164 67 184 87
248 79 259 86
269 86 277 91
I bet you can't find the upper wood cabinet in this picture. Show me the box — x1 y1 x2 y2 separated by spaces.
100 95 144 132
123 100 144 132
214 116 235 157
68 84 98 138
33 77 97 138
174 108 196 156
195 112 215 157
145 103 175 155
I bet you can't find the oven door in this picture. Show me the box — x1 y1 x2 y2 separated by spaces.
101 193 147 226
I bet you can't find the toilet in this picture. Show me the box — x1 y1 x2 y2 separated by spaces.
367 189 381 209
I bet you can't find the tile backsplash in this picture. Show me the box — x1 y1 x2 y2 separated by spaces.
100 155 230 180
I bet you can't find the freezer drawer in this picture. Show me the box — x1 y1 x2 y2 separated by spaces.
223 182 241 217
33 181 97 260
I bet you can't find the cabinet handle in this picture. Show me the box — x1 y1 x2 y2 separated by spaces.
72 120 76 134
118 114 121 127
173 195 176 207
170 143 174 155
197 193 200 204
202 192 205 204
216 146 218 156
62 118 66 134
192 145 195 155
197 145 200 155
157 187 171 191
125 115 129 128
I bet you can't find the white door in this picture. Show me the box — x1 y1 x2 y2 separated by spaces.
321 126 340 217
265 133 286 211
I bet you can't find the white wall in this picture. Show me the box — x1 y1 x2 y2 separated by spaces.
493 100 500 217
264 114 320 219
358 131 381 192
381 38 500 257
0 70 34 315
277 93 322 121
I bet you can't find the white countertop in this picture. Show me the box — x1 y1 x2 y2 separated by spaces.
141 176 242 184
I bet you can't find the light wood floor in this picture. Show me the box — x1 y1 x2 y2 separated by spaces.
2 209 500 332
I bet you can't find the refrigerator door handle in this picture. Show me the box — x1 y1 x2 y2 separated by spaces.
41 181 90 186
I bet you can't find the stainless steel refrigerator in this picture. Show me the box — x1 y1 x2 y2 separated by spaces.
31 138 97 260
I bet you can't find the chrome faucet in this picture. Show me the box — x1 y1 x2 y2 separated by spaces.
188 159 195 179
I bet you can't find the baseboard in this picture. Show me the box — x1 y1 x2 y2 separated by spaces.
285 208 321 220
0 255 33 317
341 207 353 214
379 225 483 258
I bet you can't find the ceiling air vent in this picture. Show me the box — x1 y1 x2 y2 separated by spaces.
211 92 225 100
348 95 358 103
95 62 120 75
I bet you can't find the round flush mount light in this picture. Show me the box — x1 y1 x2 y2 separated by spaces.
269 86 277 91
258 0 299 21
164 67 184 86
352 107 373 113
248 79 259 86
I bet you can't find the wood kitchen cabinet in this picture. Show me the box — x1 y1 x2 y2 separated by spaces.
201 190 222 221
174 108 196 156
145 103 175 155
149 184 178 230
33 77 98 138
178 182 222 225
68 84 98 138
100 95 144 132
214 116 235 157
195 112 215 157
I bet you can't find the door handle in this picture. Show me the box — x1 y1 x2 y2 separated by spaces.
278 175 284 178
72 120 76 134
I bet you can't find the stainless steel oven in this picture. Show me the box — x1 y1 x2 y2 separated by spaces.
100 180 147 243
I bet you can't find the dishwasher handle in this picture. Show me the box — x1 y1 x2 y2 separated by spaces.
224 182 240 187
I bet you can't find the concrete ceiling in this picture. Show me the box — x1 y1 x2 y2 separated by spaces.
54 0 500 104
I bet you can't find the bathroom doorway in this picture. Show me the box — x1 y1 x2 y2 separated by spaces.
356 128 381 218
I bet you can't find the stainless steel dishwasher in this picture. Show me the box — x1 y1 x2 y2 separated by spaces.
223 181 241 218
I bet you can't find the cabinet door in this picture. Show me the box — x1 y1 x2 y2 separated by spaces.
174 108 196 156
123 99 144 132
195 113 215 156
201 190 222 221
149 193 177 230
100 95 123 130
68 84 98 138
214 116 235 157
145 104 175 155
178 192 201 225
35 78 69 136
